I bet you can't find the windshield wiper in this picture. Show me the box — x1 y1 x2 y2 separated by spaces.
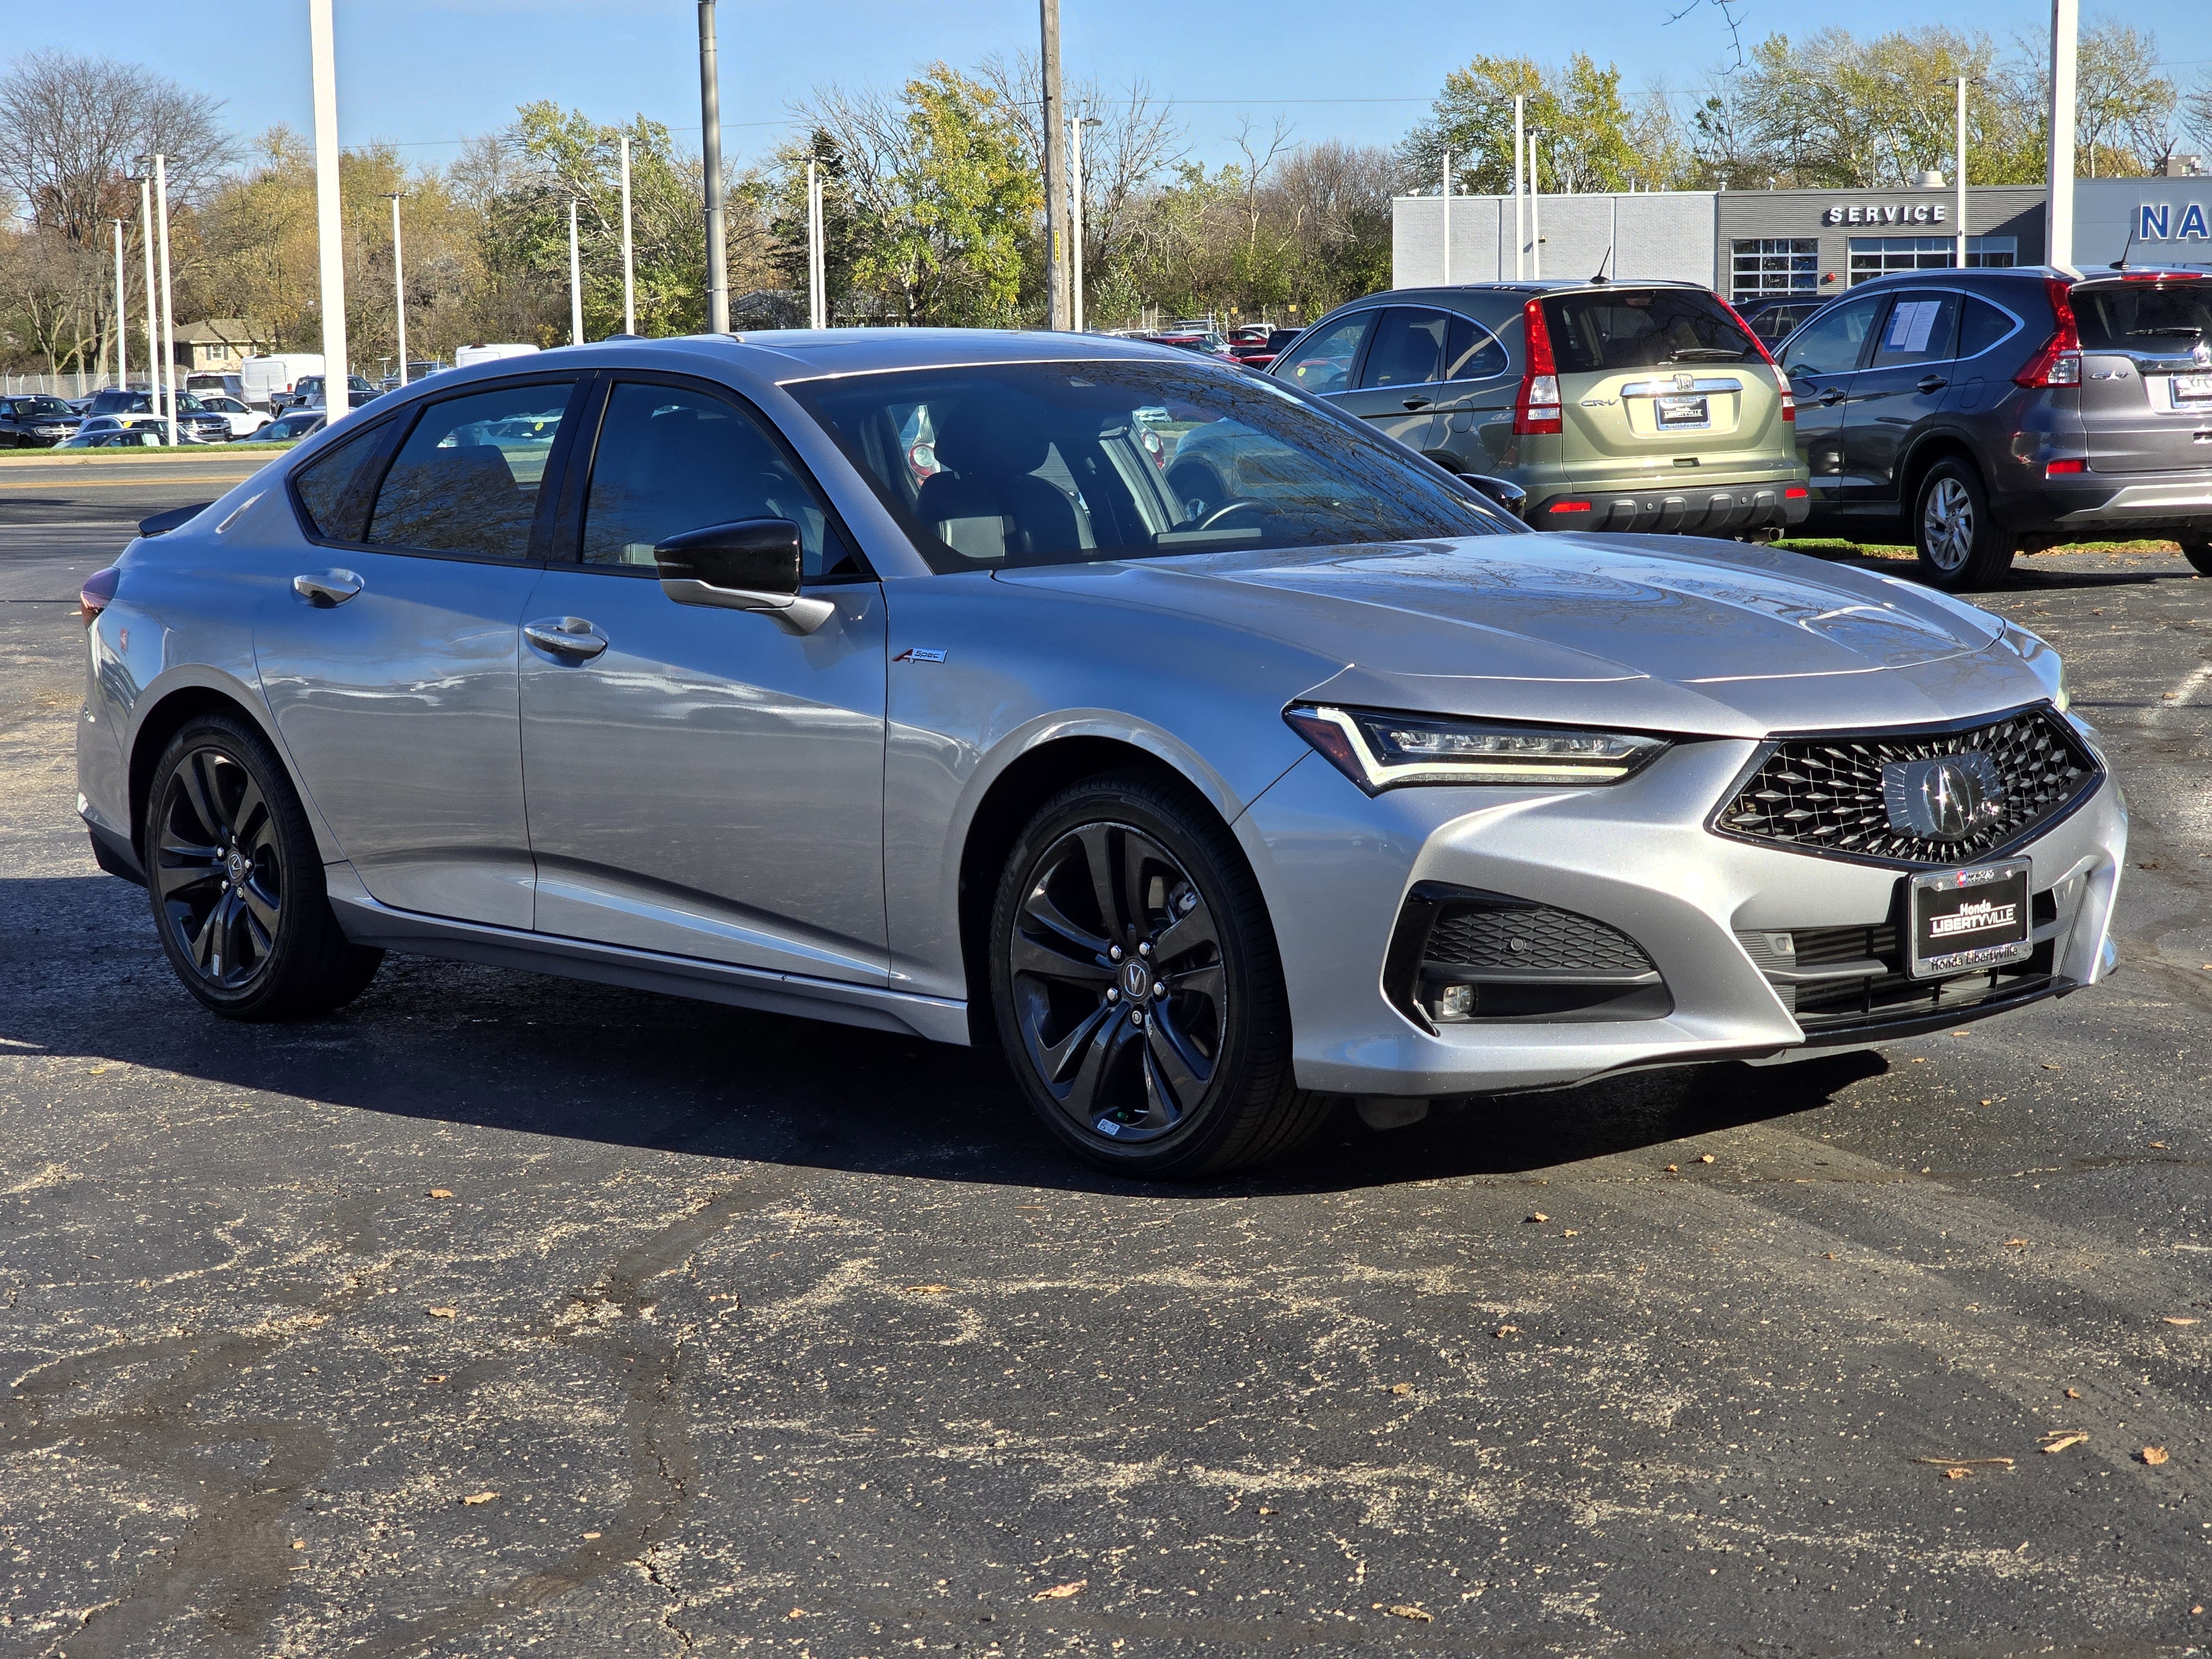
1664 347 1749 362
2124 327 2206 338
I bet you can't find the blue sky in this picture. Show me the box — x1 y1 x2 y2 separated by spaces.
13 1 2210 175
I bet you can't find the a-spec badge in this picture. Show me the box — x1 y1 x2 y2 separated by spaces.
893 647 947 664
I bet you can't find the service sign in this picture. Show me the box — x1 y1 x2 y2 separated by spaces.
1823 202 1950 227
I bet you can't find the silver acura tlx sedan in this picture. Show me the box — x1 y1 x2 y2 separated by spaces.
74 330 2126 1176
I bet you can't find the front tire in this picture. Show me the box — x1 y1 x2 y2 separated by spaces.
2179 533 2212 577
143 712 383 1020
988 773 1331 1178
1913 459 2017 591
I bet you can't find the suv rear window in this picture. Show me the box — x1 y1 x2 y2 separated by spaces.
1541 288 1760 374
2073 281 2212 354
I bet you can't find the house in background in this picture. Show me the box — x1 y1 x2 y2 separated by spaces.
174 320 270 375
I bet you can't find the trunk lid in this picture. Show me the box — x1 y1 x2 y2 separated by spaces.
2072 277 2212 474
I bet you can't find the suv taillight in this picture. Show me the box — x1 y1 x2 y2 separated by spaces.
1514 298 1564 435
1717 295 1793 421
2015 278 2083 388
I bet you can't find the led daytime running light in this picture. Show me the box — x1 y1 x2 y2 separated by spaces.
1285 705 1669 794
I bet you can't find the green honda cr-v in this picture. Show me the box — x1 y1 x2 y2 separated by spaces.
1271 280 1811 534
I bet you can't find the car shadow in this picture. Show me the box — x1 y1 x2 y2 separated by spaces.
6 873 1886 1201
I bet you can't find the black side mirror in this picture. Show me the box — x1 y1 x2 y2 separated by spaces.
1459 473 1528 516
652 518 833 635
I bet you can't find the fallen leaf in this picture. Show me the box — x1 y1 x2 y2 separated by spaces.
1664 1164 1678 1173
461 1491 499 1505
2065 1387 2080 1399
2165 1317 2201 1326
903 1284 950 1295
1034 1579 1087 1600
582 1531 601 1540
1390 1383 1414 1395
2041 1063 2063 1071
1562 1229 1579 1237
292 1539 306 1549
424 1374 447 1384
426 1308 457 1319
1525 1212 1549 1224
1912 1456 2013 1468
2142 1446 2169 1466
2149 1141 2168 1150
1494 1325 1521 1338
788 1608 806 1619
429 1188 453 1199
2041 1432 2089 1454
1944 1467 1971 1480
1386 1605 1434 1623
1823 1251 1838 1260
1258 1507 1277 1516
2005 1238 2030 1248
1698 1154 1715 1165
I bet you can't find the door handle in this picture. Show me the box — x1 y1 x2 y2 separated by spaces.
1400 396 1432 411
524 617 608 660
293 570 363 606
1916 375 1948 395
1817 388 1844 406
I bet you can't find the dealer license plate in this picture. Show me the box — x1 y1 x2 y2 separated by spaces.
1907 859 2032 980
2171 373 2212 406
1656 394 1709 428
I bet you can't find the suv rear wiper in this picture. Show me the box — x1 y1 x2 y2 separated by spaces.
1663 348 1749 362
2122 327 2206 338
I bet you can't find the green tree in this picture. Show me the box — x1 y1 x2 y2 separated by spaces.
1402 54 1647 196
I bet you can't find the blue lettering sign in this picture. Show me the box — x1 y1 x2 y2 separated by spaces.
2181 202 2210 242
2141 204 2171 240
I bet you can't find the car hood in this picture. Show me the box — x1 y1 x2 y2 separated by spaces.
994 534 2049 738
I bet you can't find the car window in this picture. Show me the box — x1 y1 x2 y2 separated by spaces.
1778 295 1883 378
1276 313 1374 397
363 380 575 559
580 381 863 580
291 420 393 543
1540 288 1759 373
1869 291 1960 368
1444 314 1509 381
1957 295 2021 360
789 358 1516 575
2073 280 2212 354
1359 309 1448 388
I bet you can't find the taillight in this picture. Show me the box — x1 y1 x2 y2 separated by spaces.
2015 278 2083 388
1785 485 1809 499
1514 298 1564 435
1718 295 1793 419
1777 379 1796 422
79 567 119 627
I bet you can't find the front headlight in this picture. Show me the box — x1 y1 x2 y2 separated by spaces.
1284 705 1670 794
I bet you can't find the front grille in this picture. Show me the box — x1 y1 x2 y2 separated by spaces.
1713 706 2098 866
1425 904 1655 974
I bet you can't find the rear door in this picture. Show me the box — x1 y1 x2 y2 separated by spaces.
1540 288 1788 492
2072 278 2212 473
1777 292 1884 513
1840 287 1961 510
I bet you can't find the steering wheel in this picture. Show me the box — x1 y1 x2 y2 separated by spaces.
1196 498 1265 532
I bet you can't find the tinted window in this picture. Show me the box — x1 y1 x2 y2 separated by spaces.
1869 291 1960 368
1445 314 1509 380
1779 295 1883 378
365 381 574 558
2073 280 2212 354
1540 288 1759 373
1276 313 1374 396
1958 296 2021 360
581 382 860 579
789 359 1517 575
292 421 391 542
1359 309 1447 388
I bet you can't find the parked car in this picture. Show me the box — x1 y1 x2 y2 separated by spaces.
0 393 83 447
192 393 272 439
1228 327 1302 371
1741 298 1831 347
186 372 247 403
79 388 231 444
237 410 325 444
74 331 2121 1178
59 417 166 449
285 373 382 413
377 361 444 392
241 353 325 413
453 343 541 370
1777 265 2212 587
1147 330 1233 357
1275 280 1809 535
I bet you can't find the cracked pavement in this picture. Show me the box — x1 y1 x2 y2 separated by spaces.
2 473 2208 1656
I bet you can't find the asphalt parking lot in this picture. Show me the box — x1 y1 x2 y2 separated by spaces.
3 461 2208 1658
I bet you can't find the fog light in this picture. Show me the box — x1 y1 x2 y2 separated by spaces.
1430 983 1476 1021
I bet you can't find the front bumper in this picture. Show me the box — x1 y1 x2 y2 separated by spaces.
1242 727 2126 1099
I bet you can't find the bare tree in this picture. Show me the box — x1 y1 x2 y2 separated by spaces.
0 50 234 245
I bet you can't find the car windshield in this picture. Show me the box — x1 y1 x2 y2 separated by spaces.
2073 280 2212 353
1542 288 1761 373
13 397 73 417
789 359 1516 573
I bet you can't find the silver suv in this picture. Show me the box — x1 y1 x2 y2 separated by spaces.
1777 265 2212 588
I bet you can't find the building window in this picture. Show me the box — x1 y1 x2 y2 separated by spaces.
1847 236 2018 284
1730 238 1819 305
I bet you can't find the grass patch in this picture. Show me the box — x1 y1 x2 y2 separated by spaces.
0 442 294 460
1777 536 2183 561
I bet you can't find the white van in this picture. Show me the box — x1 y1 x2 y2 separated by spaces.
453 343 541 370
240 353 325 413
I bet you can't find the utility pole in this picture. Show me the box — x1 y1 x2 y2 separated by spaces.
1954 78 1970 271
619 132 636 335
1512 96 1526 281
385 192 408 385
308 0 349 421
568 200 585 345
112 220 127 391
1528 131 1542 280
137 175 155 401
699 1 728 332
1040 0 1068 329
2047 0 2079 270
807 158 825 328
154 154 176 445
1441 152 1452 285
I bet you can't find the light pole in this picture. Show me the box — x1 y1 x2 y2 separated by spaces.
1512 96 1526 281
153 153 177 444
619 132 636 335
2047 0 2079 270
112 219 127 392
1040 0 1068 329
806 158 826 329
1527 131 1543 280
308 0 350 421
137 174 155 403
568 199 585 346
1953 77 1971 271
384 192 408 385
1069 113 1100 332
699 1 728 332
1441 151 1452 286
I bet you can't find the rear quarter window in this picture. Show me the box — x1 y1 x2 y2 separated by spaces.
291 421 393 542
1541 289 1759 374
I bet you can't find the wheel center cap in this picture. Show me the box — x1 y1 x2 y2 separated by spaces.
1119 959 1151 1000
226 850 251 884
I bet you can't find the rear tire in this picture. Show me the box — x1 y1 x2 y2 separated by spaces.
988 772 1332 1179
1913 459 2017 591
2180 534 2212 577
143 712 383 1021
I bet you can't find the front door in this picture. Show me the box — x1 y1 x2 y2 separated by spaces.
1777 293 1884 519
1332 306 1452 451
253 377 580 928
1840 288 1961 513
518 375 889 984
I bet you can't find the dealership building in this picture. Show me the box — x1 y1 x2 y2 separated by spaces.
1391 169 2212 304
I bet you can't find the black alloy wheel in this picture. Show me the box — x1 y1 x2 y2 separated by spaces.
144 713 384 1020
2179 534 2212 577
989 773 1331 1177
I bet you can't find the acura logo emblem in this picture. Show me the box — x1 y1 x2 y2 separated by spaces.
1882 753 2005 842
